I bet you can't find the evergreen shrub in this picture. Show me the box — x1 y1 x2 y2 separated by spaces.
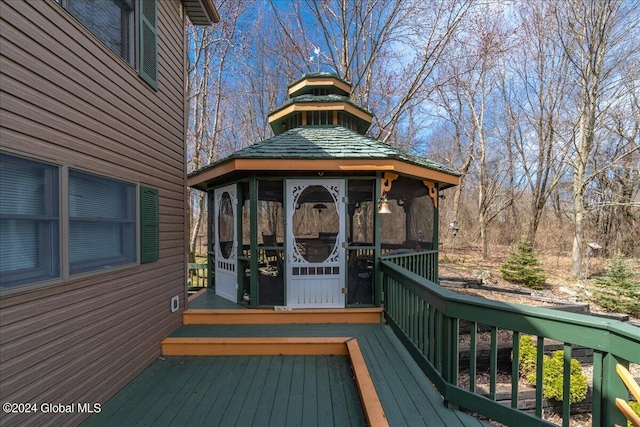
628 401 640 427
516 336 588 404
525 351 588 404
591 251 640 316
500 237 547 290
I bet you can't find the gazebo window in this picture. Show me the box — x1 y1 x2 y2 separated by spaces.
338 111 357 131
291 185 339 263
307 110 332 126
257 180 284 306
380 176 435 254
215 190 235 262
284 113 302 130
346 179 375 305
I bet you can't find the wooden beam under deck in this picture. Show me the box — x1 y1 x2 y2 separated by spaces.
182 307 383 325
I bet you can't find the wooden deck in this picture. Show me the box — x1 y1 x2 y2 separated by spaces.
187 289 248 310
80 355 366 426
81 291 488 426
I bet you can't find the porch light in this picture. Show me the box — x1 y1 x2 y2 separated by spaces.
377 195 391 214
313 203 327 213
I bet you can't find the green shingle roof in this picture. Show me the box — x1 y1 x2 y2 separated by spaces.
189 125 460 178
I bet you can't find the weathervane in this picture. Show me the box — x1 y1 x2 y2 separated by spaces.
310 46 321 72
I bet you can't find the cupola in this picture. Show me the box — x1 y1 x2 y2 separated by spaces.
267 73 373 136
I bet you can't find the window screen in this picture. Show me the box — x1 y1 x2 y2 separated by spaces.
69 170 136 274
0 154 60 288
65 0 135 66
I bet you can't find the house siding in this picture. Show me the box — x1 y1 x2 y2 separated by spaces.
0 1 187 426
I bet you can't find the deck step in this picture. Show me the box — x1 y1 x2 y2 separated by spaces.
161 336 351 356
182 307 382 325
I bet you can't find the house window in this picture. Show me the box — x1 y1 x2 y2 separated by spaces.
68 170 137 274
57 0 158 89
0 154 60 288
63 0 135 66
0 153 159 290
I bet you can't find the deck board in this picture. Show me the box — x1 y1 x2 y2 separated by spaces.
121 357 200 425
234 356 271 426
146 357 209 425
302 356 318 426
166 357 225 426
204 355 250 425
316 355 336 426
187 289 248 310
367 326 450 425
338 351 368 426
217 356 260 425
185 356 238 425
252 356 283 426
327 355 353 425
285 356 304 426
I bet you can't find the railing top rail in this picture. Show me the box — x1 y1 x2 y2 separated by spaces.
380 249 439 259
381 260 640 363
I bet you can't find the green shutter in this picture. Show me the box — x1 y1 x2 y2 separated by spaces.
140 186 159 263
139 0 158 90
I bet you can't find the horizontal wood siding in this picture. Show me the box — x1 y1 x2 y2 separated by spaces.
0 1 187 426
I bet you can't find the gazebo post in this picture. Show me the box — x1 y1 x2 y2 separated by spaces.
207 191 214 289
249 175 259 307
433 184 440 282
374 171 383 307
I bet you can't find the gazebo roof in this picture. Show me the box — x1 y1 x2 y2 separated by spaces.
287 73 352 97
187 125 460 190
267 94 372 120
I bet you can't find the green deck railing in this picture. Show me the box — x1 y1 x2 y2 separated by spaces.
381 250 438 283
187 263 208 288
380 259 640 427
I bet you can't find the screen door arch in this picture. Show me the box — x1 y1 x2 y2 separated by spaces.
214 184 237 302
286 179 345 308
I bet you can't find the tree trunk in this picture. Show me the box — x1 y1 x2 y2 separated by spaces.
189 192 206 262
571 177 586 278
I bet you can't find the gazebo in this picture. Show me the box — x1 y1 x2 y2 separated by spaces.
188 73 460 308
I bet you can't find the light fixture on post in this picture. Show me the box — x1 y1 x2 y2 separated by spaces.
377 194 391 214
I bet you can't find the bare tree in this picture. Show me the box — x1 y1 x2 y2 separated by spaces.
266 0 473 149
429 6 517 258
590 80 640 255
510 0 573 244
186 1 255 262
556 0 640 277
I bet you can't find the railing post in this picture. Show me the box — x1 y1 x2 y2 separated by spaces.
601 353 629 427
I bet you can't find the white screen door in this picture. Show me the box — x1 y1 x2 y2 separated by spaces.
286 179 345 308
214 184 237 302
